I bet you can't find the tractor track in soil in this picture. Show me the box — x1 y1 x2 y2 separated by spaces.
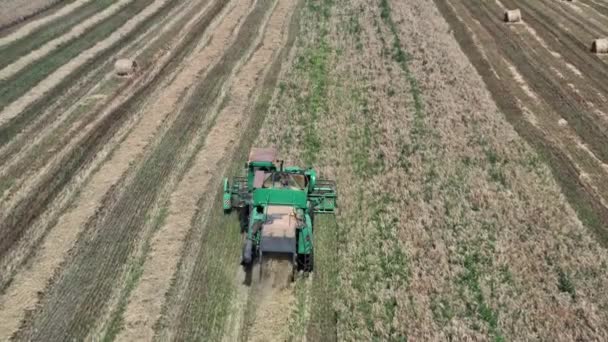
9 0 284 339
0 0 207 286
435 0 608 240
0 0 240 338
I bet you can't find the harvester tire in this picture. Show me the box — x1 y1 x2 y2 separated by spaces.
241 240 254 266
239 207 250 233
298 251 314 273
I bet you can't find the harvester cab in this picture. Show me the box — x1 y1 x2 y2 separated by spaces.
222 148 336 276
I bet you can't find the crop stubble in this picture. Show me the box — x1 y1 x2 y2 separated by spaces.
11 0 284 340
2 0 608 340
0 0 242 339
114 0 263 339
257 0 608 339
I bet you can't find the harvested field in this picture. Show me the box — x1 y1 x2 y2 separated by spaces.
0 0 607 341
0 0 65 29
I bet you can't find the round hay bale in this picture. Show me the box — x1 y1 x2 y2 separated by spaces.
114 58 137 76
591 38 608 54
504 9 521 23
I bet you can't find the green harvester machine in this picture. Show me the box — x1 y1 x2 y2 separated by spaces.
222 148 337 276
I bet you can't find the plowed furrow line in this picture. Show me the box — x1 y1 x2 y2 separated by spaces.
0 0 116 71
15 1 277 340
0 0 160 124
463 1 608 164
0 0 93 46
434 0 608 244
0 0 221 292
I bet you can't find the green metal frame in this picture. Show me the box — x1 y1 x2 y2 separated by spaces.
222 152 336 271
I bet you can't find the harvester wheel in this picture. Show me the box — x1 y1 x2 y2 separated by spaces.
239 207 250 233
298 251 314 273
306 251 314 272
